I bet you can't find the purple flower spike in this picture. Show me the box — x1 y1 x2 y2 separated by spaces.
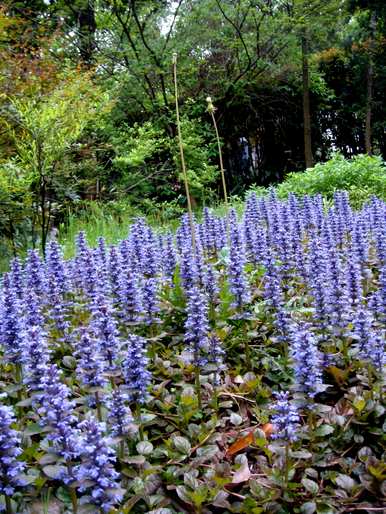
117 264 143 323
22 325 50 391
25 249 46 297
228 209 251 311
271 391 300 443
46 239 68 295
352 309 385 373
9 257 24 300
24 290 44 327
75 417 123 512
160 233 177 284
37 365 81 483
122 335 151 404
90 291 121 370
0 273 25 365
179 242 199 292
263 251 290 340
107 387 134 438
75 327 106 389
141 276 161 325
0 401 25 497
208 334 226 385
290 324 323 399
184 286 210 367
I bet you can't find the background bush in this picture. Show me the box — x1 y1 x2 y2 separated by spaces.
275 153 386 206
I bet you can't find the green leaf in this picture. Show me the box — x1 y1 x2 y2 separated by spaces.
335 474 356 491
140 414 157 424
230 412 243 426
358 447 372 463
196 445 219 460
315 425 334 437
24 423 47 436
122 455 146 465
56 486 71 503
302 478 319 495
43 465 66 479
291 450 313 459
62 355 77 369
176 485 192 504
173 436 191 454
19 473 39 486
136 441 154 455
300 501 317 514
316 503 337 514
38 454 58 466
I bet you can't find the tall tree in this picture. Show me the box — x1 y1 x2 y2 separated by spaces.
301 28 314 167
348 0 386 154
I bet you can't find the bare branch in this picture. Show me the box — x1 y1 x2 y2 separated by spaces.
215 0 252 68
162 0 184 54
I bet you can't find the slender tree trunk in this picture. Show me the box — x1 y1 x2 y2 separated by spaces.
302 31 314 168
78 0 96 65
365 59 373 155
365 12 376 155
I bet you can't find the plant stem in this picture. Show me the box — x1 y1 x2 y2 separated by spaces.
212 383 219 412
195 365 202 410
136 404 144 440
172 53 196 252
95 391 102 422
119 440 125 461
367 364 374 401
243 322 252 370
284 443 290 490
15 364 23 403
5 495 12 514
244 339 251 370
207 98 228 208
69 488 78 514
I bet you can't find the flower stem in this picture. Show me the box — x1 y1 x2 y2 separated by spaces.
207 98 228 209
195 366 202 410
69 488 78 514
367 364 374 401
136 404 144 440
5 495 12 514
212 383 219 412
95 391 102 422
173 52 196 252
15 364 23 403
284 443 290 489
243 322 252 370
119 440 125 461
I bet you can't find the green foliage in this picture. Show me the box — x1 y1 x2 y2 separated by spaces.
107 114 219 205
0 73 110 255
276 153 386 206
9 75 101 174
173 116 219 200
0 161 32 260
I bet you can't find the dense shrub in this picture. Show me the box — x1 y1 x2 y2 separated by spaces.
275 153 386 206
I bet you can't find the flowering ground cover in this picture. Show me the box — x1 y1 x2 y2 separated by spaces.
0 191 385 514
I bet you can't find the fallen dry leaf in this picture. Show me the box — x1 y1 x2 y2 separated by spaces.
226 424 274 457
226 430 254 457
262 423 274 438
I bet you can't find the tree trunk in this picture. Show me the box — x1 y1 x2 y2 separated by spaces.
365 12 376 155
302 32 314 168
78 0 96 65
